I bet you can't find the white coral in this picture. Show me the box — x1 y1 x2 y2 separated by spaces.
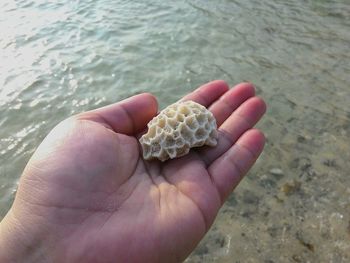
139 100 218 162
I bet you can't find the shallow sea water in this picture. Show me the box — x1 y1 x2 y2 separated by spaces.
1 0 350 261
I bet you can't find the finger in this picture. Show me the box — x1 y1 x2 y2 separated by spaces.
77 93 158 135
209 82 255 126
198 96 266 165
181 80 229 107
208 129 265 203
136 80 227 138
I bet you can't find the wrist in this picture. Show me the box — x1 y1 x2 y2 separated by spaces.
0 209 49 263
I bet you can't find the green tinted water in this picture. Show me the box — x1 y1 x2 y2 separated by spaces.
1 0 349 261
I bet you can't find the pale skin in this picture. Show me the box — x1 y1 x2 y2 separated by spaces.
0 80 266 263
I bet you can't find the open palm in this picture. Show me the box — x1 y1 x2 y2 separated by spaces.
1 81 266 263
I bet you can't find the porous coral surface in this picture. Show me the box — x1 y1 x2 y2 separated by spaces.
139 100 218 161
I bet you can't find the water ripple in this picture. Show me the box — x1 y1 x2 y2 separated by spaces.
1 0 350 260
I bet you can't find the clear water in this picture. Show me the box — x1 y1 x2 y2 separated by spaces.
1 0 350 261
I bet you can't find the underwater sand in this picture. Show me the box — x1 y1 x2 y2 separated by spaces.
1 0 349 261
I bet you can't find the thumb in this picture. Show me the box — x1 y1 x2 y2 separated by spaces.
78 93 158 135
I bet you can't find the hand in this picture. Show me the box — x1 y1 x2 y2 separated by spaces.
0 80 266 263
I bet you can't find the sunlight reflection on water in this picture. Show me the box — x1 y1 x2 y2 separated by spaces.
0 0 350 262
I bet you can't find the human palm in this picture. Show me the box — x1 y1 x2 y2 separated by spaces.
0 81 266 263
